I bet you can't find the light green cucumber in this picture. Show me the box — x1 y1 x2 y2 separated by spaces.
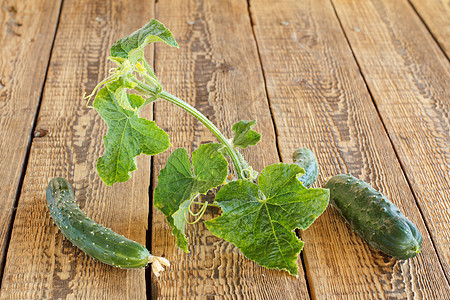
325 174 422 260
46 177 151 269
293 148 319 188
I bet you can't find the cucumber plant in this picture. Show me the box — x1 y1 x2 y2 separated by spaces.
83 19 329 276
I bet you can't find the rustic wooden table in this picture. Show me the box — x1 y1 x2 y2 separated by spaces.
0 0 448 298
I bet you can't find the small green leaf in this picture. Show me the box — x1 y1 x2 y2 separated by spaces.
108 77 137 91
112 87 146 112
232 120 262 149
114 87 135 111
94 86 170 186
171 199 191 251
154 144 228 252
128 94 146 109
106 79 145 111
205 163 329 275
110 19 178 63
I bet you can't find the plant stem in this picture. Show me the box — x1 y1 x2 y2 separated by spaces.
193 201 219 208
131 78 245 179
160 91 244 179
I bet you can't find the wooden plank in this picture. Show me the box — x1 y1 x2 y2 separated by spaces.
151 0 310 298
408 0 450 56
249 0 450 298
0 0 61 272
0 0 155 298
332 0 450 280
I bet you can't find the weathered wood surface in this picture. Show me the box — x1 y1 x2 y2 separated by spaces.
332 0 450 281
0 0 448 299
408 0 450 56
0 0 61 272
249 0 449 298
0 0 154 298
151 0 310 298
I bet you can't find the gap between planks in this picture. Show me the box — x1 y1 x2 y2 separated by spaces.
145 3 158 298
150 0 306 298
1 0 155 298
0 0 64 289
245 0 314 298
406 1 449 61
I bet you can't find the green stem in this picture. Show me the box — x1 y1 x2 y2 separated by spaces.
160 91 244 179
193 201 219 208
185 198 208 225
187 193 202 216
140 59 157 80
134 86 153 98
131 78 245 179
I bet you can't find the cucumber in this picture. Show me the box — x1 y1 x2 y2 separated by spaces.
46 177 167 270
325 174 422 260
293 148 319 188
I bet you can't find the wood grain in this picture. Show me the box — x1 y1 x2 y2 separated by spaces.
0 0 155 298
151 0 310 298
332 0 450 280
0 0 61 272
249 0 449 298
408 0 450 56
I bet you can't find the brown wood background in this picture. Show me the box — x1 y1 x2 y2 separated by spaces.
0 0 448 299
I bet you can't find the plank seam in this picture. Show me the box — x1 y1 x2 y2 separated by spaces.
146 3 157 299
245 1 283 162
0 0 65 290
146 155 155 300
406 0 449 61
328 0 450 286
245 1 313 299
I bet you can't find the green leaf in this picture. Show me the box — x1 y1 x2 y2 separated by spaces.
106 79 145 112
94 86 170 186
154 144 228 252
232 120 261 149
113 88 146 112
108 76 137 91
205 163 329 275
154 148 193 252
110 19 178 63
192 143 229 193
128 94 146 109
171 199 191 252
114 87 134 111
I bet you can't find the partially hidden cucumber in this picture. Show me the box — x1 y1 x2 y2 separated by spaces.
325 174 422 260
46 177 169 274
293 148 319 188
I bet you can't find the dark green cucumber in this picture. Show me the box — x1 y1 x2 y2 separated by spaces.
325 174 422 260
46 177 150 268
293 148 319 188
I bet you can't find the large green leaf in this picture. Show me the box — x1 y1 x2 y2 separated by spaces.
232 120 261 149
93 86 170 186
110 19 178 63
154 144 228 252
205 163 329 275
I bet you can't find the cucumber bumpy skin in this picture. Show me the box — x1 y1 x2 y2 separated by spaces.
325 174 422 260
293 148 319 188
46 177 169 275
